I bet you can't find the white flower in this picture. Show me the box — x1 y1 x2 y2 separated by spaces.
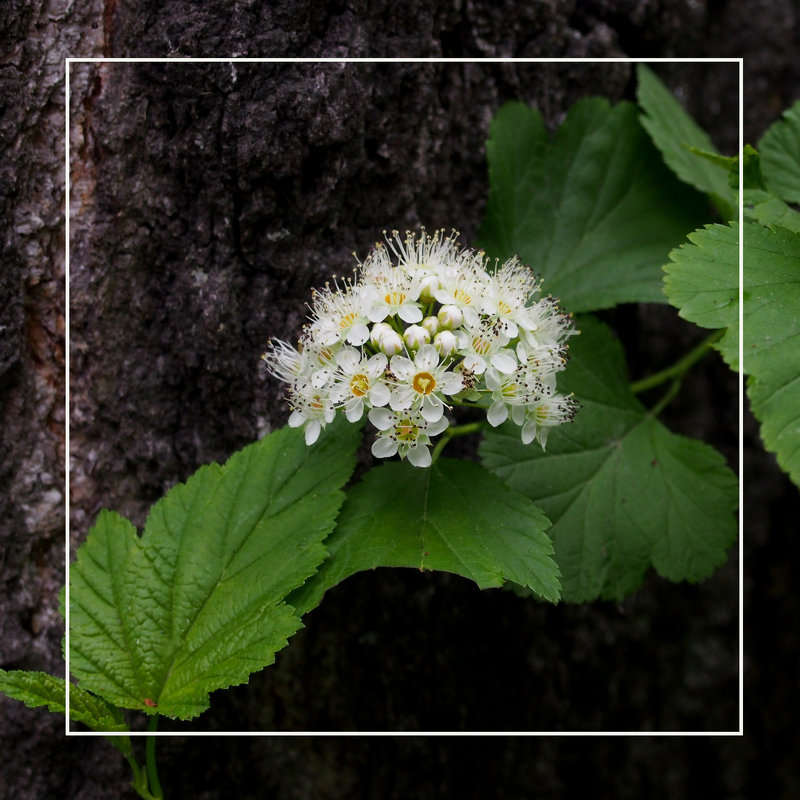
261 338 331 389
384 228 462 277
520 393 578 448
433 254 490 328
521 296 577 348
309 277 373 347
459 319 517 376
437 304 463 330
286 382 336 445
362 246 423 324
387 344 464 422
329 347 390 422
377 327 404 356
484 256 542 339
484 364 552 428
368 407 450 468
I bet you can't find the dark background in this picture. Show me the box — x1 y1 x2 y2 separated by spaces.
1 1 798 798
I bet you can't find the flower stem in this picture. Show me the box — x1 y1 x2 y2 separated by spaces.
145 717 164 800
431 420 485 462
630 329 724 394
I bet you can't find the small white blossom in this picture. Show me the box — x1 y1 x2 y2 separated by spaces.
459 318 517 376
368 407 450 468
388 344 464 422
329 348 390 422
520 393 578 448
286 382 336 445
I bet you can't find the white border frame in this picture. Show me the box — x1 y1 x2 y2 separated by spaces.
64 56 745 738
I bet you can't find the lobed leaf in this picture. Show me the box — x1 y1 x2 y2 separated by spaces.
742 223 800 486
665 221 800 488
289 458 560 615
476 98 708 313
636 64 737 220
479 316 738 602
68 420 360 719
663 223 740 370
0 669 127 734
759 100 800 204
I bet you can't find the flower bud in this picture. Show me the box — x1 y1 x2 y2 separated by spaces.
421 315 440 337
404 324 431 351
433 330 459 357
418 274 440 305
379 329 404 356
370 322 394 349
438 304 463 330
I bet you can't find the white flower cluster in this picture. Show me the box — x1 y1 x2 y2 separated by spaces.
262 229 578 467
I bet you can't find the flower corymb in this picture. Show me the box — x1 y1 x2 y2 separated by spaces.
262 228 578 466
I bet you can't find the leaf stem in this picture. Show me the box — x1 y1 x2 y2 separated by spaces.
431 421 485 462
630 329 724 394
145 716 164 800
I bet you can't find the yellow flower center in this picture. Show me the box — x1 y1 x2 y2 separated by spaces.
498 300 513 315
310 396 325 412
472 336 491 356
350 374 370 397
340 312 358 330
453 287 472 305
384 290 407 306
412 371 436 395
396 418 419 442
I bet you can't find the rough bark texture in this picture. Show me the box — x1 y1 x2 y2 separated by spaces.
1 0 798 798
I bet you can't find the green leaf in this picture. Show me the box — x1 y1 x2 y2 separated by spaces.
289 458 560 614
743 223 800 486
665 221 800 487
744 190 800 232
663 223 740 370
476 98 707 313
0 669 127 733
479 316 738 602
636 64 737 219
69 420 360 719
759 100 800 204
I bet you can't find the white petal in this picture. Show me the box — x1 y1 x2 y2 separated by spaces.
487 401 508 427
440 372 464 395
305 420 321 445
398 303 423 323
491 352 518 375
390 355 414 378
346 323 370 346
367 352 388 373
372 436 398 459
288 410 305 428
369 382 390 407
345 398 364 423
420 394 444 422
484 367 501 391
521 419 537 445
336 347 360 371
463 354 486 374
390 388 414 412
368 304 389 323
368 406 395 431
406 443 432 468
427 416 450 437
511 404 527 426
415 344 439 372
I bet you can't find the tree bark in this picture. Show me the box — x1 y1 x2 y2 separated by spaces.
1 1 798 798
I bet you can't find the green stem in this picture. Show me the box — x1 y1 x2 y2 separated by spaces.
449 397 491 410
630 329 724 394
145 717 164 800
431 420 485 462
648 378 682 418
